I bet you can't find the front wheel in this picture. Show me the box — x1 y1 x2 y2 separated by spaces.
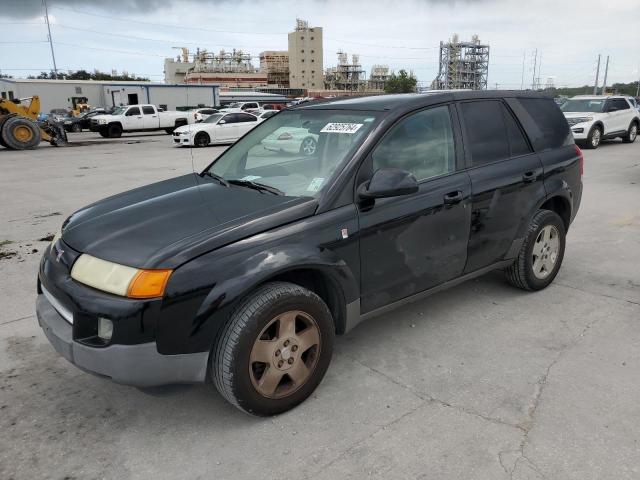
194 131 210 147
71 123 82 133
622 121 638 143
583 125 602 149
299 137 317 156
211 282 334 416
107 123 122 138
505 209 566 291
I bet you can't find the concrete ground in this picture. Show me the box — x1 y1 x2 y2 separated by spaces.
0 131 638 480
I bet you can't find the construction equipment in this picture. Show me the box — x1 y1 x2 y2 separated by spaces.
0 95 67 150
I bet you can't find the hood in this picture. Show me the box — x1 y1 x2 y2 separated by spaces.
62 173 317 269
174 124 208 134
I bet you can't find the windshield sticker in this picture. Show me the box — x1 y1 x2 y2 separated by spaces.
320 123 363 134
241 175 261 181
307 177 325 192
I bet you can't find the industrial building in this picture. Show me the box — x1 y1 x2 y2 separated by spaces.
259 51 290 88
368 65 391 91
182 49 267 88
324 52 366 92
433 34 490 90
0 78 220 112
288 19 324 90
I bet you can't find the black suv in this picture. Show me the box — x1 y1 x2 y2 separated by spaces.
36 92 582 416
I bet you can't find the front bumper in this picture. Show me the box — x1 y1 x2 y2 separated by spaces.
172 133 193 146
36 293 208 387
570 125 589 140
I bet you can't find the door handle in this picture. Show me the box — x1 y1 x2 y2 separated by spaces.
444 190 463 205
522 171 537 183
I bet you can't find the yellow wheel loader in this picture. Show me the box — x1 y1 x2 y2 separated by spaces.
0 96 67 150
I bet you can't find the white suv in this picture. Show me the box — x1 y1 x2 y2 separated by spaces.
561 95 639 149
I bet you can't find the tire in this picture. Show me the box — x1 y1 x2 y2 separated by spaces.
505 210 566 291
107 123 122 138
211 282 335 416
299 137 317 156
98 129 109 138
622 121 638 143
70 123 82 133
164 128 174 135
194 131 210 147
583 125 602 149
1 117 41 150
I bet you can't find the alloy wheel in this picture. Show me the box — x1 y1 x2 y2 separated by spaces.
630 125 637 141
301 138 316 156
531 225 560 280
591 128 601 147
249 310 321 399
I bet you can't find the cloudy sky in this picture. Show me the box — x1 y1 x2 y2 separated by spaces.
1 0 638 89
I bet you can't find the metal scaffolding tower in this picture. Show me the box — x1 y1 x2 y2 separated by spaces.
434 34 490 90
324 52 366 92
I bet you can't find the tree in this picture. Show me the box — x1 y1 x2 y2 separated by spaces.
0 72 13 79
384 69 418 94
26 69 148 81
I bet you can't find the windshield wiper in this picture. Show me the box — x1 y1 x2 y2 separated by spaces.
201 171 229 187
228 179 285 196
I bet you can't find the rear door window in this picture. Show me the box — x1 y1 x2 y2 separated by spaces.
460 101 510 166
509 98 573 151
502 105 531 157
142 106 155 115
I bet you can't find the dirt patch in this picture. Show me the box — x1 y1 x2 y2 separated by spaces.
34 212 62 219
39 234 55 242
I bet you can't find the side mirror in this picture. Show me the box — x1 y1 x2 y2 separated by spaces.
358 168 419 200
218 120 226 124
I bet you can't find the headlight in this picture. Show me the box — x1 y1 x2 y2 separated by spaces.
70 254 172 298
567 117 593 126
98 119 108 125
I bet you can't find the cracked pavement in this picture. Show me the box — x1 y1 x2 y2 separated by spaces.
1 132 639 479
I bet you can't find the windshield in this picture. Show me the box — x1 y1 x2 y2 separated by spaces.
111 106 127 115
205 109 380 197
561 99 605 113
203 113 225 124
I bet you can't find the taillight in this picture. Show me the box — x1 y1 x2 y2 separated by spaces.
574 144 584 176
277 132 293 140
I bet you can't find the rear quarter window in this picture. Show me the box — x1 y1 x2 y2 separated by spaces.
508 98 573 151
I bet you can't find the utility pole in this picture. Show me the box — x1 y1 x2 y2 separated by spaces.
537 52 542 90
601 55 609 95
43 0 58 79
531 49 538 90
593 54 601 95
520 51 526 90
636 62 639 97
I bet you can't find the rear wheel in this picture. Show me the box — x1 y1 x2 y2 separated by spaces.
505 210 566 291
1 117 41 150
70 123 82 133
622 121 638 143
107 123 122 138
164 128 174 135
583 125 602 149
211 282 334 416
194 131 210 147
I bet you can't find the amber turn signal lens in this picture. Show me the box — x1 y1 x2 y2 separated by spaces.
127 269 172 299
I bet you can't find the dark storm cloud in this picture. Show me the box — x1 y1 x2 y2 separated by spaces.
1 0 488 19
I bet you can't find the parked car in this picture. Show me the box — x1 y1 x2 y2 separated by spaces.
561 95 639 149
63 109 107 133
172 112 258 147
220 102 260 113
255 110 279 122
37 92 582 416
89 104 195 138
261 126 318 155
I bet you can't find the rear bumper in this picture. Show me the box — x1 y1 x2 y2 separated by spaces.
36 294 208 387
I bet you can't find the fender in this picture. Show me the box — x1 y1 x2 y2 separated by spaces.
156 204 360 355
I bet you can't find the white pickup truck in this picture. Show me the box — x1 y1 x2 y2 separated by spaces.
89 104 195 138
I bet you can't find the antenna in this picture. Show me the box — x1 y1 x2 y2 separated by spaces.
43 0 58 79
